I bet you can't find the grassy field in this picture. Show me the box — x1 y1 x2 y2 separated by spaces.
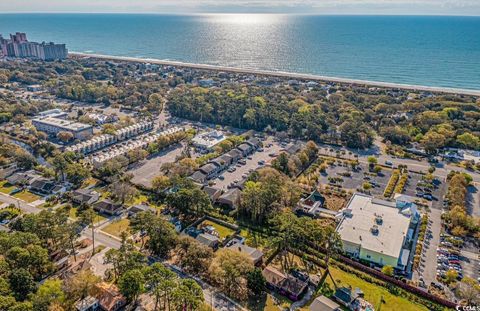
326 267 429 311
102 218 131 237
13 190 41 203
201 219 235 239
0 181 16 194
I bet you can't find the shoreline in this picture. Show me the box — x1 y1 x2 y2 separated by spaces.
70 52 480 96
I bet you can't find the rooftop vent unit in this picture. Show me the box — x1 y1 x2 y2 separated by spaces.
375 215 383 225
370 225 379 235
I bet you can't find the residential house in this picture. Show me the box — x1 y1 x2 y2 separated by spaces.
190 171 208 184
196 233 220 250
198 162 221 180
227 149 243 163
128 204 156 217
72 189 100 205
333 287 374 311
75 296 99 311
29 178 56 195
246 137 261 150
236 143 253 157
93 199 123 216
0 163 17 179
217 188 241 210
210 157 229 171
6 170 40 186
262 266 308 301
202 186 223 203
296 189 328 218
218 153 233 166
95 283 126 311
226 242 263 265
309 295 341 311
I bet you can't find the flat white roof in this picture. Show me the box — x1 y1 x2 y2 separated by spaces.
337 193 411 259
33 116 92 131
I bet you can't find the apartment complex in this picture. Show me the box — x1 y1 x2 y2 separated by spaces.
32 117 93 140
0 32 67 60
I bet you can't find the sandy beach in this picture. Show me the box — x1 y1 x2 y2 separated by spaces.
70 52 480 96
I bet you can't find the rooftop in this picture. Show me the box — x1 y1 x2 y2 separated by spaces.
336 193 411 259
192 130 227 149
33 116 92 131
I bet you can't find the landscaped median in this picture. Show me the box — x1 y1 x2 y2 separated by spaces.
413 214 429 270
384 169 400 197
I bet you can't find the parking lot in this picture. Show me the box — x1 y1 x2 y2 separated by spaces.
211 137 283 190
317 161 392 197
403 172 447 210
130 143 185 187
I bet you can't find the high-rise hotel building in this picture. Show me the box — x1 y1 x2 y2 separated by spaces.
0 32 67 60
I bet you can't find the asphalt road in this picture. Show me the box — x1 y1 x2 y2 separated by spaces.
0 192 42 214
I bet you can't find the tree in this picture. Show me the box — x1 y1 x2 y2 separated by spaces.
151 175 171 193
367 156 378 165
420 131 447 154
104 236 146 281
208 249 254 302
9 268 36 301
143 263 177 311
166 187 211 216
444 269 458 284
362 182 372 191
109 181 137 205
56 131 73 143
129 212 178 258
381 265 394 276
30 278 65 311
173 236 213 276
65 163 91 186
172 279 204 311
64 270 100 300
456 277 480 305
246 268 265 297
79 207 97 257
457 132 479 150
339 119 374 149
118 269 145 304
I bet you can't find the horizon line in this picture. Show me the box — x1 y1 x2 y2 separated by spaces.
0 12 480 17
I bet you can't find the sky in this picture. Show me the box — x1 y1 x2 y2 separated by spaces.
0 0 479 15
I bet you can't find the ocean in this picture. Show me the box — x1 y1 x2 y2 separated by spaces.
0 14 479 90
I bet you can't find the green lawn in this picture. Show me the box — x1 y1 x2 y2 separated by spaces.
13 190 41 203
201 220 235 239
325 267 429 311
240 227 270 249
101 218 131 237
69 207 106 224
81 177 101 188
0 181 16 194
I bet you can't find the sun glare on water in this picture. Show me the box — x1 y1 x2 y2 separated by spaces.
206 13 285 25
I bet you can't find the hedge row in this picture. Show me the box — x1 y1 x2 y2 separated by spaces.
413 214 429 270
394 173 409 194
384 169 400 197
